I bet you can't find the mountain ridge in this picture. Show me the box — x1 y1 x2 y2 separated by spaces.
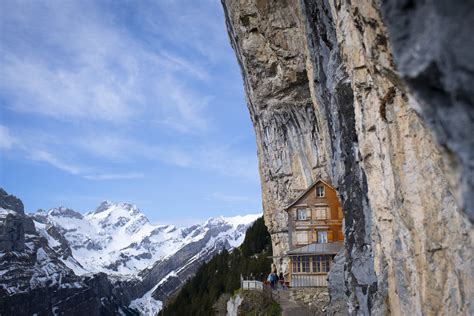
0 188 260 315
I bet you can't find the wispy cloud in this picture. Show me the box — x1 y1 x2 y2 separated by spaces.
0 125 16 149
76 133 258 180
153 77 211 133
28 149 84 175
83 172 145 181
139 0 231 64
1 125 257 182
1 54 136 123
0 0 212 131
1 127 147 180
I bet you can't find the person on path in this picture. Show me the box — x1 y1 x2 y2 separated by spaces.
271 272 278 289
279 272 286 289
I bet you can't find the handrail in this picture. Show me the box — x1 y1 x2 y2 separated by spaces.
240 274 284 303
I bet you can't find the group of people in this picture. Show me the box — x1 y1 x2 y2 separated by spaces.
267 271 287 289
247 271 288 290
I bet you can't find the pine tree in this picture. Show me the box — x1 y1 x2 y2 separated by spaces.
160 217 272 315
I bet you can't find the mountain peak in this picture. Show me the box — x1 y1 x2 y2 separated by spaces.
48 206 83 219
205 214 261 228
92 201 140 216
93 200 114 214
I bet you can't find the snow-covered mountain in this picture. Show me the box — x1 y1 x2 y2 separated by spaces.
0 188 260 315
32 201 259 278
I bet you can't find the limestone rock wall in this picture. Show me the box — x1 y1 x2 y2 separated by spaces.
222 0 473 314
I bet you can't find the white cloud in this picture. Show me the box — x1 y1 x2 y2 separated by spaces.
0 0 212 130
0 125 16 149
28 150 84 175
154 78 211 133
83 172 144 181
139 0 231 64
1 128 147 179
1 55 136 123
0 1 258 184
76 133 258 181
158 51 210 81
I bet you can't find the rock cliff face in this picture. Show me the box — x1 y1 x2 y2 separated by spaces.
221 0 473 315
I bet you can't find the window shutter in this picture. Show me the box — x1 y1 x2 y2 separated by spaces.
328 230 334 242
338 229 344 241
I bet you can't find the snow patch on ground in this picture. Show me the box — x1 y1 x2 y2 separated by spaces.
129 283 163 316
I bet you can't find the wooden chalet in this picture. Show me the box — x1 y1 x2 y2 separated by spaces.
284 179 344 287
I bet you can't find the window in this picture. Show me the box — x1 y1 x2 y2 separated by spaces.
302 256 310 272
316 185 325 197
292 257 299 273
321 255 330 272
293 256 311 273
311 256 321 272
317 231 328 243
315 208 326 220
308 255 331 273
297 208 307 220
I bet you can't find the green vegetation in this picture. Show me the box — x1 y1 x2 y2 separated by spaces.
160 217 273 315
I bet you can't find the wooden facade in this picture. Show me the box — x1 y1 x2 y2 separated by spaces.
284 180 344 287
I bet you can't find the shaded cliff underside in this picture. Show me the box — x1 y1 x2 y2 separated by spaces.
222 0 473 315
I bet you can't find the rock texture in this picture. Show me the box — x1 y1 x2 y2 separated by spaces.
289 287 329 314
222 0 473 314
0 188 26 251
380 0 474 222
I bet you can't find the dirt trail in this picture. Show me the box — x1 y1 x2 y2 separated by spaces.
275 290 314 316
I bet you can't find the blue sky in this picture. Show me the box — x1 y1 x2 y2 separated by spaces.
0 0 262 224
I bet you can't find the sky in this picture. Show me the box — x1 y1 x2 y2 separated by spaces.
0 0 262 225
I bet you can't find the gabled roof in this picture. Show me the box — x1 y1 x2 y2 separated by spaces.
286 241 343 256
284 179 335 211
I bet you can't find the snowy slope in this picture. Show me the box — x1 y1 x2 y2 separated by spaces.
32 202 260 278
